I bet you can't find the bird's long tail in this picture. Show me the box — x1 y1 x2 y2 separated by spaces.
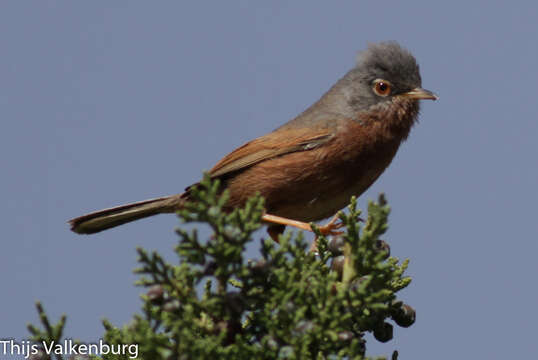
69 194 184 234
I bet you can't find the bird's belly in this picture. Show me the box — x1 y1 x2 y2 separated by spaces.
269 165 383 222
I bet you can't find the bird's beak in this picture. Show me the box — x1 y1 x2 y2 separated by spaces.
400 88 438 100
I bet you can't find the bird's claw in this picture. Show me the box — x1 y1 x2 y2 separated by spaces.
316 214 344 236
310 215 345 253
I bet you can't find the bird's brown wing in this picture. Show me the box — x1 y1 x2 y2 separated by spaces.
209 127 334 178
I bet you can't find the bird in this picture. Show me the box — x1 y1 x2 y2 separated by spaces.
69 41 437 242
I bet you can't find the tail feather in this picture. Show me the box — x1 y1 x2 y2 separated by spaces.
69 195 183 234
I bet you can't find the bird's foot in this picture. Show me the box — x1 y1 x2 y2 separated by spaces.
308 214 345 253
315 213 345 237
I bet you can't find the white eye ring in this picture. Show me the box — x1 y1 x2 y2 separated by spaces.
373 79 392 97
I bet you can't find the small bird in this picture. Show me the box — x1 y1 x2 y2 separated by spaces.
69 41 437 241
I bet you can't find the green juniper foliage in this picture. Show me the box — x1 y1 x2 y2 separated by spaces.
28 175 415 360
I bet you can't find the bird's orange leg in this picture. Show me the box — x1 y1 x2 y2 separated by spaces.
262 213 344 251
262 214 312 232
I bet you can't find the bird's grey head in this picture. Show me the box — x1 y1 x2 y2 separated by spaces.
334 41 436 115
281 41 436 131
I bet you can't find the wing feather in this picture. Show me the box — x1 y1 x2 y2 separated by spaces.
209 128 333 178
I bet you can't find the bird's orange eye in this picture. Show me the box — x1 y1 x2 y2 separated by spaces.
373 79 392 97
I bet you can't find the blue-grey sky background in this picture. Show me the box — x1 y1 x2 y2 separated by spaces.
1 1 537 359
